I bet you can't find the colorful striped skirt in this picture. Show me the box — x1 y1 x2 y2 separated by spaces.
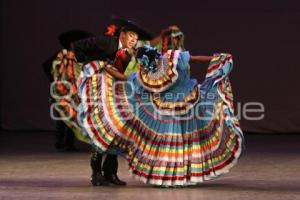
77 52 244 186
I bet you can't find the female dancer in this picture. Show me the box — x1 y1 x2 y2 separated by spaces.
78 44 244 187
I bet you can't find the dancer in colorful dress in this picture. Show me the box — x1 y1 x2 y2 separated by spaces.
51 18 178 186
78 44 244 187
51 17 155 186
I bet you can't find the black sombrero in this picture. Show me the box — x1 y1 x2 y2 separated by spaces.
110 16 154 40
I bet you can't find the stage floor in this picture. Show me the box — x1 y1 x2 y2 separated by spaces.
0 131 299 200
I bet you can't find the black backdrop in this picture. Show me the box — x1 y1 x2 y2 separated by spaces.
1 0 300 132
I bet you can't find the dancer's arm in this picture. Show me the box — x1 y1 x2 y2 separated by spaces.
189 55 213 63
105 66 128 81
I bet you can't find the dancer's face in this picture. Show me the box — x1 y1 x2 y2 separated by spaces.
171 36 180 49
120 31 138 49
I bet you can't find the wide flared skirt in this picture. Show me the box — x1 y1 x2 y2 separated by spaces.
78 54 244 186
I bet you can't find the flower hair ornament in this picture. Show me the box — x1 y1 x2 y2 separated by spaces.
105 24 118 36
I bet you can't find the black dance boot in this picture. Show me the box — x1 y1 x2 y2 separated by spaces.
103 154 126 186
90 150 109 186
104 174 127 186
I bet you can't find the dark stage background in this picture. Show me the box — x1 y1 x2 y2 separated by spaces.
1 0 300 133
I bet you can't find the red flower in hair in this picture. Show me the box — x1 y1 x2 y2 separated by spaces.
105 24 117 36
